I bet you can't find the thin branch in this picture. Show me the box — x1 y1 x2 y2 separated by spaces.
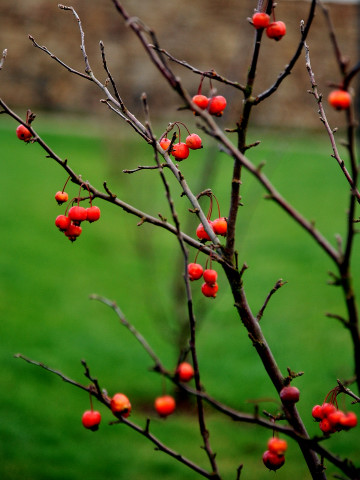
257 279 287 321
336 379 360 404
149 46 246 92
0 48 7 70
304 39 360 202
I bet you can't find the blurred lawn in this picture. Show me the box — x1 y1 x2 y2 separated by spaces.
1 113 359 480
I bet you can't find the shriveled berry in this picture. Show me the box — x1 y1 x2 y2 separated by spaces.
262 450 285 471
68 206 87 225
176 362 194 382
154 395 176 417
188 263 204 281
208 95 227 117
55 191 69 205
280 386 300 404
192 94 209 110
203 269 218 286
172 142 190 161
266 21 286 41
212 217 227 236
252 12 270 29
86 206 101 223
328 90 351 110
201 282 218 298
16 124 32 141
186 133 202 150
82 410 101 431
110 393 131 418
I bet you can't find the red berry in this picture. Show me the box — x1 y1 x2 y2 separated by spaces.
185 133 202 150
86 206 101 223
176 362 194 382
55 215 71 232
321 402 336 418
160 138 172 151
262 450 285 471
311 404 324 421
188 263 204 281
280 386 300 404
64 223 82 242
319 418 335 434
327 409 346 431
267 437 288 456
266 21 286 41
201 282 218 298
55 191 69 205
340 411 357 430
252 12 270 29
110 393 131 418
68 206 87 225
16 124 32 141
82 410 101 431
203 269 218 286
212 217 227 236
208 95 227 117
328 90 351 110
154 395 176 417
172 142 190 161
196 222 213 241
192 94 209 110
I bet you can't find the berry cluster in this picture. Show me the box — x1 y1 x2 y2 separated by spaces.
312 387 357 434
195 192 228 242
54 179 101 242
328 89 351 110
252 11 286 41
159 122 202 161
191 73 227 117
188 262 219 298
262 437 288 471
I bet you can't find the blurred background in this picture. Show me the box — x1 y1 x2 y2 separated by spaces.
1 1 360 479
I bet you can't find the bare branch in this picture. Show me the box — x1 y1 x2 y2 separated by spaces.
257 279 287 321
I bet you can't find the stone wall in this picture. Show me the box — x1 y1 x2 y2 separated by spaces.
0 0 358 127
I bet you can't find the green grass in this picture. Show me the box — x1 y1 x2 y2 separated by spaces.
0 114 359 480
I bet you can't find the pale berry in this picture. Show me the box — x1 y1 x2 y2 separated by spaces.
208 95 227 117
212 217 227 236
64 223 82 242
16 124 32 141
266 21 286 41
68 205 87 225
188 263 204 281
203 269 218 286
192 94 209 110
201 282 218 298
280 386 300 404
55 215 71 232
172 142 190 161
267 437 288 456
252 12 270 29
176 362 194 382
86 206 101 223
55 191 69 205
82 410 101 431
160 137 172 151
196 222 213 241
262 450 285 471
154 395 176 417
185 133 202 150
328 90 351 110
110 393 131 418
